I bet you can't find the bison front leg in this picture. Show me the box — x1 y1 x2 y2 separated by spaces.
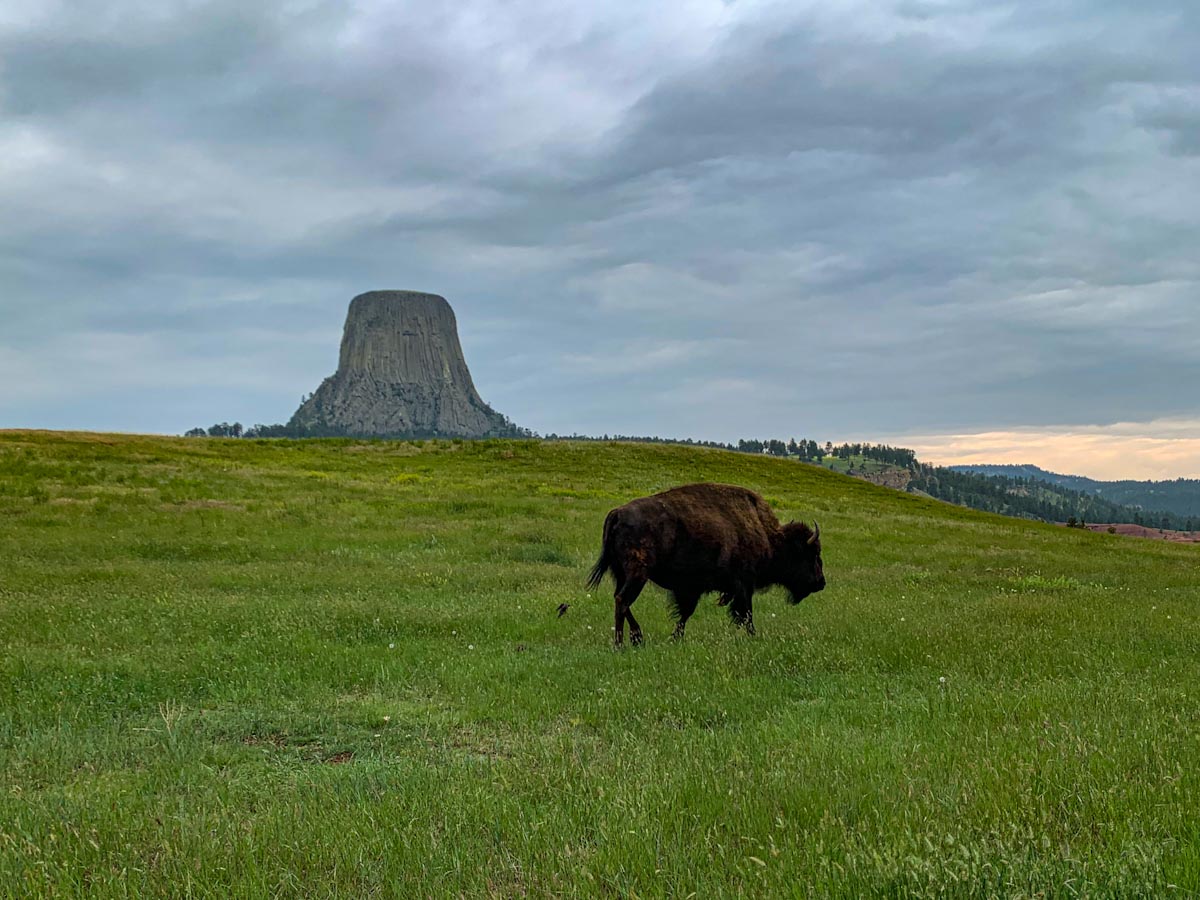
726 582 756 635
670 590 701 641
739 603 756 636
729 600 755 635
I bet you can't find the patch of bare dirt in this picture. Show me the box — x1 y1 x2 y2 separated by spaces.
848 467 913 491
1078 523 1200 543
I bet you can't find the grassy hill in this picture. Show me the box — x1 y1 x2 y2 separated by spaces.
2 431 1198 896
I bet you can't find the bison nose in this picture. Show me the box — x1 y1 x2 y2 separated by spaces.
816 578 827 592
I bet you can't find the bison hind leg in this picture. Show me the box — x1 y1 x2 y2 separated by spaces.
613 574 647 647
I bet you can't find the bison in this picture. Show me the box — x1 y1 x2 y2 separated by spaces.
586 483 825 645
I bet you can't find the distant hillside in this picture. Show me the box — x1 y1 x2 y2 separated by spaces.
949 464 1200 518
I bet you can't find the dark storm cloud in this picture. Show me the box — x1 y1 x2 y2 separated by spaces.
1 0 1197 457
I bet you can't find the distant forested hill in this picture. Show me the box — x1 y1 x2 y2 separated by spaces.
807 449 1196 530
949 464 1200 518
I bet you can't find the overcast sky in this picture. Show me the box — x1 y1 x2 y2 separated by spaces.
2 0 1198 478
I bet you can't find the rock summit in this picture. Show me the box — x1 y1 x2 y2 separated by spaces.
289 291 513 438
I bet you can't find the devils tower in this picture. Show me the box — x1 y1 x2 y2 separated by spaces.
288 291 514 438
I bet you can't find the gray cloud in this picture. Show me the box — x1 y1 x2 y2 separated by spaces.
1 0 1198 456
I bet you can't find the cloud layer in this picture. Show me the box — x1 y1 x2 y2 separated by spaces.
2 1 1198 472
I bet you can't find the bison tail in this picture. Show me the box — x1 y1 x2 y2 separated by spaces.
586 510 616 591
586 553 609 591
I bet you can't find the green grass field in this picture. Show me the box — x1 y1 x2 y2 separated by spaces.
2 431 1199 897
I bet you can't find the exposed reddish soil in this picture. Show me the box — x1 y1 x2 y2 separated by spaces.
848 468 913 491
1073 523 1200 543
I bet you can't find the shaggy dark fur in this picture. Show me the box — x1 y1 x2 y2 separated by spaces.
587 483 825 645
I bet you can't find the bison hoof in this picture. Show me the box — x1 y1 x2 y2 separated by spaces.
630 630 644 646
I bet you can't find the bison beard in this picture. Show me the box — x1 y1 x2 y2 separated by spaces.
587 483 825 646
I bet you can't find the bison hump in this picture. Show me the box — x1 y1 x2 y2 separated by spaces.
633 483 779 549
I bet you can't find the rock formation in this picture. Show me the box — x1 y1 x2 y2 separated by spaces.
289 290 514 438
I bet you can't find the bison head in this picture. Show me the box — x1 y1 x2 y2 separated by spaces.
775 521 825 603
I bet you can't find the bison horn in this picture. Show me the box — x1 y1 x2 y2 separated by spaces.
808 521 820 545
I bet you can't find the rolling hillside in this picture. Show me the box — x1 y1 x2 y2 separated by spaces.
2 431 1199 896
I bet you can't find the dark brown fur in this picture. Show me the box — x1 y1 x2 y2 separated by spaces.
587 483 825 645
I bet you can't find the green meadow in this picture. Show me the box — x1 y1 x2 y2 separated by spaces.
2 430 1198 897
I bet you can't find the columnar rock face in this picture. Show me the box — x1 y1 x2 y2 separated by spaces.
289 291 512 438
